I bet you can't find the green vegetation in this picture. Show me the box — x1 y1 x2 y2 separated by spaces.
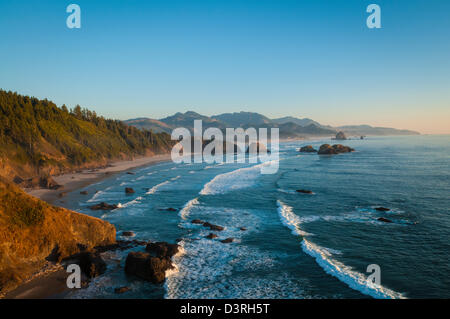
0 90 173 180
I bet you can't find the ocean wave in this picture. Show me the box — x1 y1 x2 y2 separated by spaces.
276 201 405 299
301 239 405 299
146 176 181 194
179 197 200 220
200 161 278 195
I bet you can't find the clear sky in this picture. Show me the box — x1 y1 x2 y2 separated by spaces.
1 0 449 134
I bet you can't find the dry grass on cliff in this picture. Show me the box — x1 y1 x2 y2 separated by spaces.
0 177 116 295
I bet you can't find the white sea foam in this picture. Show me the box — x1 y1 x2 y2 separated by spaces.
276 200 405 299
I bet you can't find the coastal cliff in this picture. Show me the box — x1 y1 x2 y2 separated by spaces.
0 177 116 296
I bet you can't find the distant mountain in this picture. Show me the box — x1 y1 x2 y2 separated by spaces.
212 112 272 127
124 111 419 139
124 117 172 133
337 125 420 136
273 116 321 127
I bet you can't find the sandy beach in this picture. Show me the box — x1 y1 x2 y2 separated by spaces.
27 154 172 203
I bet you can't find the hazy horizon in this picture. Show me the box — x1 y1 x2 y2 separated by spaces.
1 0 449 134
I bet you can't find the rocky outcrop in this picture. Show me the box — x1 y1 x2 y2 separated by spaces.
299 145 317 153
0 177 116 295
318 144 354 155
70 251 107 278
296 189 313 194
89 202 118 210
145 242 180 258
125 242 181 284
377 217 393 223
203 222 224 231
334 131 347 140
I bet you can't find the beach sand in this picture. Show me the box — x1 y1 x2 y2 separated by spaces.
27 154 172 203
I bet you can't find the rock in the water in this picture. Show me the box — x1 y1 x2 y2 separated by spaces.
239 227 247 231
296 189 313 194
375 207 390 212
124 252 173 283
334 131 347 140
146 242 180 258
89 202 118 210
80 191 88 195
121 231 135 237
74 251 107 278
203 222 224 231
125 187 135 194
126 172 135 175
206 233 218 239
161 207 178 212
299 145 317 153
377 217 393 223
114 287 130 294
191 219 204 224
221 238 234 243
318 144 354 155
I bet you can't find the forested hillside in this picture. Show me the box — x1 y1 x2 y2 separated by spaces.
0 90 173 183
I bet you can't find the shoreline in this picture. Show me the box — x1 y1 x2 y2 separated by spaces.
27 154 172 204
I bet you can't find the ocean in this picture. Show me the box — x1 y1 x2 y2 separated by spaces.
61 135 450 299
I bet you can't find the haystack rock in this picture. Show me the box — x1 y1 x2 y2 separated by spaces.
124 251 173 284
335 131 347 140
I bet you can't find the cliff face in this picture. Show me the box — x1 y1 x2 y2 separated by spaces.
0 177 116 295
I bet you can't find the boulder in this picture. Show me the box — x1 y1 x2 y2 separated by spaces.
203 222 224 231
296 189 313 194
377 217 393 223
39 176 62 190
206 233 218 239
299 145 317 153
125 187 135 194
191 219 204 225
145 242 180 258
124 252 173 284
114 287 130 294
89 202 118 211
80 191 88 195
221 238 234 244
375 207 390 212
334 131 347 140
239 227 247 231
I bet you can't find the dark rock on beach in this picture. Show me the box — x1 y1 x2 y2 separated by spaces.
318 144 354 155
80 191 88 195
299 145 317 153
73 251 107 278
377 217 393 223
125 187 135 194
296 189 313 194
89 202 118 210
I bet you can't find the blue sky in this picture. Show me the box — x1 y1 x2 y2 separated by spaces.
0 0 449 133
